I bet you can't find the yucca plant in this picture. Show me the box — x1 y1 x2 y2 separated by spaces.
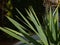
0 5 60 45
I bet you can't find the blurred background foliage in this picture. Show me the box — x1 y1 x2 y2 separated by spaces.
5 0 13 17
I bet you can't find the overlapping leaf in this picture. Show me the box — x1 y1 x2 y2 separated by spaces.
0 5 59 45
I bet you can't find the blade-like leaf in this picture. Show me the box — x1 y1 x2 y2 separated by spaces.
28 8 48 45
49 7 56 41
6 16 29 35
16 8 39 37
4 27 41 45
4 27 24 37
29 6 40 25
0 27 31 45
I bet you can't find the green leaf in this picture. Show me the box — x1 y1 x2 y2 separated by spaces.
0 27 31 45
4 27 24 37
4 27 41 45
6 16 29 35
29 6 40 25
28 8 48 45
49 7 56 41
16 8 39 37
